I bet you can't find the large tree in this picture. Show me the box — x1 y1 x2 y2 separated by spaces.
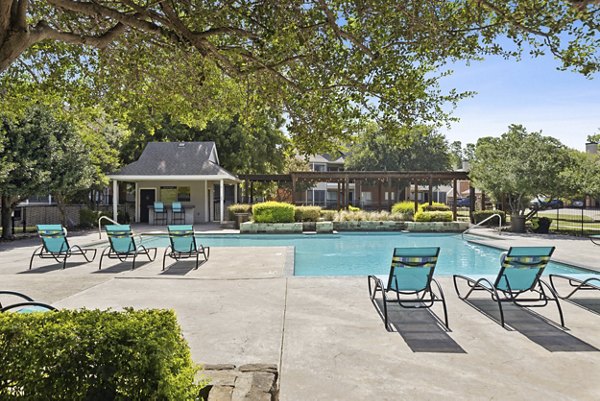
345 123 452 171
469 124 574 216
0 106 93 238
1 1 599 152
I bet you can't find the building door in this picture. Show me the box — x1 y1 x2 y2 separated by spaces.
140 189 155 223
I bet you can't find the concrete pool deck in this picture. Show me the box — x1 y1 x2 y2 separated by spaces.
1 227 599 400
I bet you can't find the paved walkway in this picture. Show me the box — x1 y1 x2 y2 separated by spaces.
1 227 599 400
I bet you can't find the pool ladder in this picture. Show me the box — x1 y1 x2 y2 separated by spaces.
98 216 121 239
462 213 503 240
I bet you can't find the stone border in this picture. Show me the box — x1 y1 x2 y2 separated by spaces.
201 363 278 401
240 221 469 234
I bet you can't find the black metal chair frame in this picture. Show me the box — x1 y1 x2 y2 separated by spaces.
30 234 97 270
99 235 157 270
0 291 56 312
367 250 448 331
154 204 167 225
589 235 600 246
171 204 186 224
162 234 210 271
453 269 565 328
549 274 600 300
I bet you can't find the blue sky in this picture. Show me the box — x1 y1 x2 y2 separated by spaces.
438 53 600 151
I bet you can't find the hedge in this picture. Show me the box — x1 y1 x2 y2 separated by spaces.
391 201 415 215
414 211 453 222
319 210 336 221
252 201 295 223
421 202 450 212
227 203 252 220
80 208 111 228
473 210 506 226
0 309 203 401
295 206 321 222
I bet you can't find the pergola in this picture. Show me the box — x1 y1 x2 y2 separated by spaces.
238 171 475 221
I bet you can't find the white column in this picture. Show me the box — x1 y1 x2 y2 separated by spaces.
219 179 224 223
112 180 118 221
234 184 238 204
204 181 209 222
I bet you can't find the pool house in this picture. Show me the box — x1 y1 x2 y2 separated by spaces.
107 142 240 224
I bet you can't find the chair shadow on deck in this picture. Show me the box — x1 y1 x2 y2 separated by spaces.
373 298 465 353
563 298 600 317
467 299 598 352
18 261 89 274
160 260 208 276
92 261 152 274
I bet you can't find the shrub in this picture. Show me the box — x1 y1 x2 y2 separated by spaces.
421 202 450 212
295 206 321 222
228 203 252 220
333 210 407 222
414 211 453 222
79 208 110 228
531 217 552 233
0 309 203 400
348 205 360 212
391 201 415 215
320 210 336 221
252 201 295 223
473 210 506 226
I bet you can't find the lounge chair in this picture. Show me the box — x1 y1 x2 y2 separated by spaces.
99 225 157 270
30 224 97 270
0 290 56 312
589 235 600 246
453 246 564 328
163 225 210 270
153 202 167 225
368 247 448 331
549 273 600 299
171 202 185 224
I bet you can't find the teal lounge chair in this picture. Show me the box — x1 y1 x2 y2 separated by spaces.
453 246 564 328
368 247 448 331
549 273 600 299
171 202 185 224
163 225 210 270
154 202 167 225
99 225 157 270
30 224 97 270
0 291 56 312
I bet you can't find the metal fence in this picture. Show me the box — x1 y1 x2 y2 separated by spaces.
533 206 600 235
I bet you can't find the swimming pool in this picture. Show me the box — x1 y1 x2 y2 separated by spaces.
140 232 589 277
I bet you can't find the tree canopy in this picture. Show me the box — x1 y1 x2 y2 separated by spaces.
469 124 574 215
345 123 452 171
1 1 599 152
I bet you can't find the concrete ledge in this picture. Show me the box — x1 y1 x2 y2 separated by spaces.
316 221 333 234
240 222 302 234
405 221 469 232
333 221 407 231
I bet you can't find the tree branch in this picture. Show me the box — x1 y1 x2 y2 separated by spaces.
16 0 27 30
31 20 127 48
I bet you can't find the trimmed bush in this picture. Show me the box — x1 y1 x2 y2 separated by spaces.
228 203 252 220
0 309 203 400
295 206 321 222
334 210 406 222
421 202 450 212
252 201 295 223
348 205 360 212
320 210 336 221
391 201 415 215
473 210 506 226
414 211 453 222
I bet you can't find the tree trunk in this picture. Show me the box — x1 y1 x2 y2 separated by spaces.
54 193 68 227
1 195 15 239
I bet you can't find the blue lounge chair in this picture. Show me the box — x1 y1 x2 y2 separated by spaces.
453 246 564 328
30 224 97 270
99 225 157 270
368 247 448 331
154 202 167 225
171 202 185 224
0 291 56 312
163 225 209 270
549 273 600 299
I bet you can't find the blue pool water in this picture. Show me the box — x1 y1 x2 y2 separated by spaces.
140 232 589 277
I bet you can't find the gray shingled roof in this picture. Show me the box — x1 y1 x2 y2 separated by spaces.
111 142 237 179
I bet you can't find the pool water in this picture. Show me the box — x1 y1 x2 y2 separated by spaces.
140 232 588 277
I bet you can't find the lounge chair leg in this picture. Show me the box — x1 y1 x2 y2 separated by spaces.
539 279 566 327
29 247 42 270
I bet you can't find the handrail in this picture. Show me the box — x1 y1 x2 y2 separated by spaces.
462 213 502 239
98 216 120 239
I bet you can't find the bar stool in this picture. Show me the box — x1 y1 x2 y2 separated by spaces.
153 202 167 225
171 202 185 224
